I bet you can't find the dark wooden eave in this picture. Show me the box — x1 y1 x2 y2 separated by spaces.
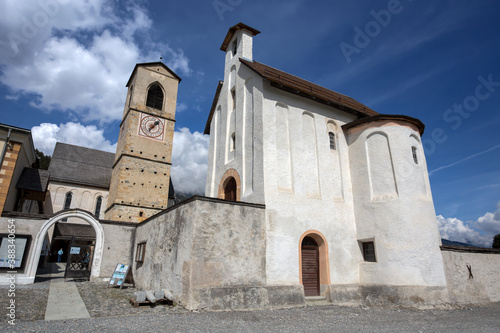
126 62 182 87
204 81 224 135
342 114 425 136
239 59 378 118
220 23 261 52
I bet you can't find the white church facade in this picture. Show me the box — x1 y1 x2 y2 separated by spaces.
203 23 447 303
0 23 499 310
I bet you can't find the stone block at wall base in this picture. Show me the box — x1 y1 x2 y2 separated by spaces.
330 284 450 308
189 285 305 311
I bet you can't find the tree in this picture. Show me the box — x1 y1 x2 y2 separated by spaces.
35 149 51 170
493 234 500 249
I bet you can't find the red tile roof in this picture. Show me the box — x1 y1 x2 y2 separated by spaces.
220 23 261 52
240 59 378 117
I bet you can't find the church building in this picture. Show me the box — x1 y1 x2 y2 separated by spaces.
203 23 447 304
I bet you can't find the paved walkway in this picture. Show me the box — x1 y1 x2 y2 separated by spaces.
44 263 90 321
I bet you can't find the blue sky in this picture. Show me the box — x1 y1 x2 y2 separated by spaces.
1 0 499 246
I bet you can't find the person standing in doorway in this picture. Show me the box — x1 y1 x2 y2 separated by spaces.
58 248 63 263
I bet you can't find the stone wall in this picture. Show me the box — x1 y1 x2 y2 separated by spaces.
132 196 305 310
98 221 136 278
442 246 500 304
0 215 47 284
0 141 22 213
0 211 135 284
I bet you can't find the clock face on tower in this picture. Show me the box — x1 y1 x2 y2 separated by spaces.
138 113 165 141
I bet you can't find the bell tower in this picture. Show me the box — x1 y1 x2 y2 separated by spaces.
105 62 181 223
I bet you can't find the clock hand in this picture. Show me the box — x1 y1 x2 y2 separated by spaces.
148 120 160 131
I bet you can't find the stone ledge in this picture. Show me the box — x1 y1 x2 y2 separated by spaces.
189 285 305 311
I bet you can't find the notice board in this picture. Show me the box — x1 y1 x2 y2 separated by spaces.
108 263 132 289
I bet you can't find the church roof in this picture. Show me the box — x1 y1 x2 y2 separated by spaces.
240 59 378 117
16 167 50 192
126 62 182 87
48 143 115 188
204 80 224 135
47 142 177 197
342 114 425 135
204 59 378 135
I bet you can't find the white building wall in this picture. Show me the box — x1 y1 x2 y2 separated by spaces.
261 84 361 287
45 180 108 223
346 122 447 287
205 29 265 205
205 26 448 299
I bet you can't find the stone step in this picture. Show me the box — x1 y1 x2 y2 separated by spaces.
305 296 331 306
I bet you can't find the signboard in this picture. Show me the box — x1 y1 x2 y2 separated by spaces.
70 247 80 254
108 264 131 289
0 236 28 268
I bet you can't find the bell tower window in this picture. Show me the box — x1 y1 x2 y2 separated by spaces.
146 83 164 110
232 38 238 57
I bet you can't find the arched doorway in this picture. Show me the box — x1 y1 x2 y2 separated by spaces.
224 177 237 201
301 236 320 296
299 230 330 297
25 209 104 284
217 168 241 201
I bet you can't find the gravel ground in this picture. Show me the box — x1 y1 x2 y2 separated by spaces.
2 276 499 332
0 280 50 321
75 281 187 317
2 303 500 332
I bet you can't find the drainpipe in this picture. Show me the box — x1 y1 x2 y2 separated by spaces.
0 129 12 172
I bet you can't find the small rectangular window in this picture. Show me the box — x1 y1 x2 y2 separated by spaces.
135 242 146 263
362 241 376 262
232 39 237 57
231 89 236 111
412 146 418 164
329 132 336 150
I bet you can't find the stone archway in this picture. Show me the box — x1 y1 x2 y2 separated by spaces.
298 230 331 296
25 209 104 284
218 168 241 201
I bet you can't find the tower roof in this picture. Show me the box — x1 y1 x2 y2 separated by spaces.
220 23 261 51
126 62 182 87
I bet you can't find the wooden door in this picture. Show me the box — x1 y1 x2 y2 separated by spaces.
302 244 320 296
224 177 237 201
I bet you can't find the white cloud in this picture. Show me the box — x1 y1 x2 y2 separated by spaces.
176 102 188 113
437 202 500 247
170 127 209 195
0 1 193 124
32 122 116 155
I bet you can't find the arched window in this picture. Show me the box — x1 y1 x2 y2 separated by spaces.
94 196 102 219
64 192 72 210
224 177 237 201
231 132 236 151
146 83 164 110
329 132 336 150
62 192 72 222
